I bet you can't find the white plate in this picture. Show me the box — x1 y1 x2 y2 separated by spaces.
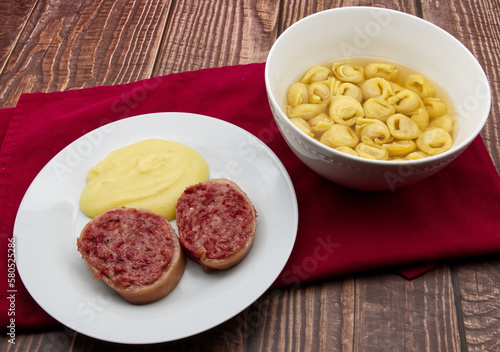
14 112 298 344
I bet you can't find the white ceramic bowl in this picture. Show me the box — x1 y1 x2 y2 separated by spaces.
265 7 491 191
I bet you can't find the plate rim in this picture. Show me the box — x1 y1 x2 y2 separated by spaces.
14 112 298 344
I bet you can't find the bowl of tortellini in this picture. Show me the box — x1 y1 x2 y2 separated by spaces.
265 7 490 191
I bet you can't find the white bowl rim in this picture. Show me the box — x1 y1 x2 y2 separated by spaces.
265 6 491 166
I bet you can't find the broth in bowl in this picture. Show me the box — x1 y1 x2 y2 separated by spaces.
265 7 490 190
284 58 457 161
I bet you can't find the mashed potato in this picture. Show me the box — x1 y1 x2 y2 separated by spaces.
80 139 209 220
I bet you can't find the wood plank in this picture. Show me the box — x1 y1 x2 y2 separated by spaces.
2 269 495 352
219 287 296 351
65 287 301 351
211 280 350 352
277 0 418 35
0 0 37 73
0 328 76 352
273 3 464 352
0 1 498 352
421 3 500 351
353 266 462 351
153 0 280 75
453 257 500 352
421 0 500 172
0 0 173 109
67 281 347 351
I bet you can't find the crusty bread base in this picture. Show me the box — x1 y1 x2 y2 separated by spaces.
178 178 257 273
80 208 186 305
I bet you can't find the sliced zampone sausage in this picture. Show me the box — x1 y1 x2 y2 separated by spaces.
175 179 257 272
77 207 185 304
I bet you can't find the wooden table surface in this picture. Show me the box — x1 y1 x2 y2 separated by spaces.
1 1 499 351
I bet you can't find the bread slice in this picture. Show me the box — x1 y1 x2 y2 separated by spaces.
77 207 185 304
175 179 257 272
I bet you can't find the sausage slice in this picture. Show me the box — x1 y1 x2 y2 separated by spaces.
77 207 185 304
175 179 257 272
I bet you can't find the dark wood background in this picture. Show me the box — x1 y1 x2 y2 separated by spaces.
0 0 499 351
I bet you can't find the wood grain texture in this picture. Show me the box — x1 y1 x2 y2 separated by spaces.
277 0 418 35
421 0 500 173
419 4 500 345
0 0 37 73
0 266 499 351
153 0 280 76
0 0 173 109
339 267 461 352
0 0 499 351
454 258 500 352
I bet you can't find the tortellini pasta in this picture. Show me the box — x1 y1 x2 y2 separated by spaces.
383 139 417 156
361 77 394 100
386 114 421 140
287 103 327 120
355 138 389 160
308 81 331 103
406 74 436 99
336 146 359 157
329 96 364 126
387 89 424 114
287 82 309 107
320 124 359 148
309 113 334 135
301 66 332 84
389 81 405 94
355 118 392 145
428 114 454 135
402 151 429 160
363 98 395 122
416 128 453 155
332 62 364 84
423 97 447 118
285 59 455 160
364 62 398 81
410 108 430 131
322 77 340 96
335 82 363 102
290 117 314 137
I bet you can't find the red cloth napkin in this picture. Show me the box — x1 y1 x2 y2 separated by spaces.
1 63 499 330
